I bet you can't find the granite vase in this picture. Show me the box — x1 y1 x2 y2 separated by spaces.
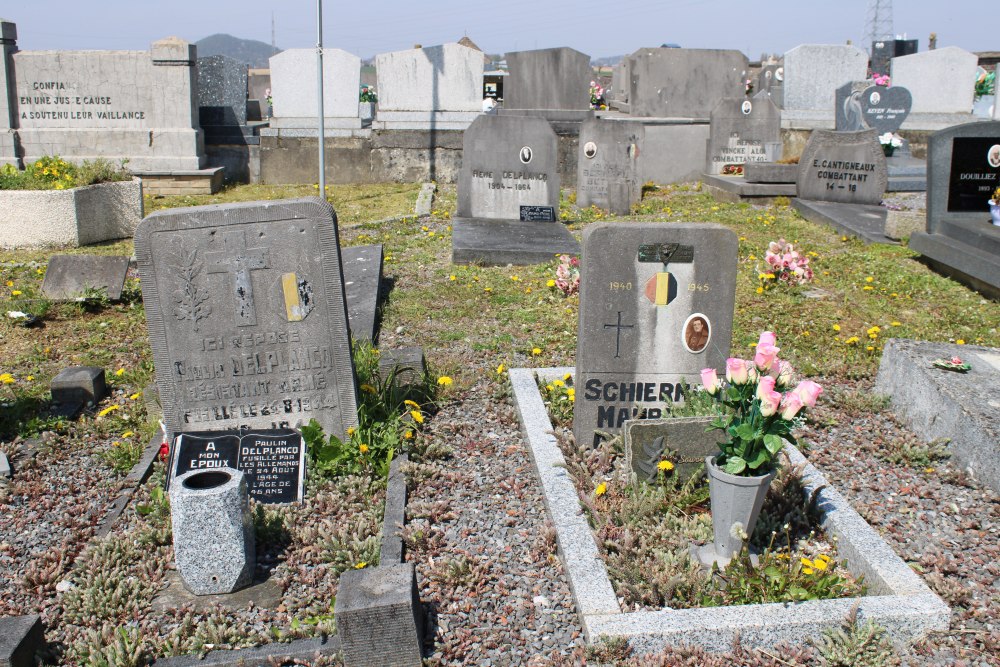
990 201 1000 226
705 455 775 561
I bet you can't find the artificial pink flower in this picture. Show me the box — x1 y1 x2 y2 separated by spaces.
754 343 780 372
793 380 823 407
758 383 783 417
758 331 777 348
756 375 776 400
701 368 721 395
775 360 794 387
726 358 749 384
780 392 804 420
768 240 781 254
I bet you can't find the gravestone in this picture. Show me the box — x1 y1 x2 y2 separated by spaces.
781 44 869 113
197 54 252 144
41 255 130 301
610 59 630 109
756 64 781 96
168 428 305 503
891 46 979 114
624 416 718 484
135 198 359 440
704 94 781 175
909 121 1000 294
0 26 205 171
625 48 748 118
577 117 644 214
573 223 738 448
861 85 912 134
457 114 560 220
504 47 591 110
835 81 874 132
268 48 361 133
795 129 888 205
374 43 483 130
870 38 917 77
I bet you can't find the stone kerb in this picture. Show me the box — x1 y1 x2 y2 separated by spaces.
512 367 950 655
268 48 362 130
891 46 979 114
0 178 144 248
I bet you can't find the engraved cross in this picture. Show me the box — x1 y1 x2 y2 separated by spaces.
603 311 634 359
207 230 270 327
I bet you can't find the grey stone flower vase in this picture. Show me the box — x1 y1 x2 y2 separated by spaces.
170 468 255 595
990 202 1000 226
698 455 775 567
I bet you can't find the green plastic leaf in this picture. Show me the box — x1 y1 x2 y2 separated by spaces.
723 456 747 475
735 423 755 440
763 434 784 455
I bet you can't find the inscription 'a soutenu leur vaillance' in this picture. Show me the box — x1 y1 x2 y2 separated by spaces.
18 82 145 121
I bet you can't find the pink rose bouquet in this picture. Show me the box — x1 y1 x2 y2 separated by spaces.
700 331 823 476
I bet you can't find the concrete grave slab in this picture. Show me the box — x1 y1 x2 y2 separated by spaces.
796 129 888 205
342 244 384 343
41 255 130 301
792 199 892 245
458 114 560 220
152 637 340 667
573 223 737 449
875 339 1000 494
451 218 579 266
577 118 644 214
513 367 950 655
135 197 358 439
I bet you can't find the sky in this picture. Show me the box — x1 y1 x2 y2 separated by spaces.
4 0 997 61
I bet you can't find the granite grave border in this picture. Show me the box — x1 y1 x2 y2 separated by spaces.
511 366 949 654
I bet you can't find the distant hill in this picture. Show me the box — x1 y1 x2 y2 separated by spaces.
592 55 623 67
196 34 280 68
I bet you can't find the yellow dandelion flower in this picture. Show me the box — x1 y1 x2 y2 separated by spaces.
891 321 901 327
98 404 120 417
449 275 457 281
410 410 424 424
525 287 532 294
404 400 420 409
755 286 764 294
595 482 607 497
112 441 120 448
956 339 965 345
865 276 874 283
496 363 506 374
563 372 572 381
832 324 841 331
115 368 125 376
26 375 34 381
863 285 874 291
404 430 414 440
845 336 859 345
803 566 815 574
347 426 356 436
437 376 453 386
4 280 11 286
359 444 369 453
122 431 134 438
546 383 554 391
657 460 674 471
129 392 142 400
800 557 814 568
552 379 564 387
510 275 520 281
0 373 15 384
360 383 376 394
546 279 556 288
867 346 875 351
815 554 832 564
924 467 935 474
354 562 367 569
531 347 542 356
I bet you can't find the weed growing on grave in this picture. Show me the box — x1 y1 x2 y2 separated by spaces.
302 339 437 481
97 435 144 474
0 156 131 190
812 606 898 666
540 372 575 428
883 434 951 468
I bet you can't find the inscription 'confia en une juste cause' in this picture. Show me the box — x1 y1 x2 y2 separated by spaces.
18 81 146 121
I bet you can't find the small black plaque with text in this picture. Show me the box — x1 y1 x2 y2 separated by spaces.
168 428 305 503
520 205 556 222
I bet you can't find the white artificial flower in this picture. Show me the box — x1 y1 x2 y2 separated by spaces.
6 311 27 319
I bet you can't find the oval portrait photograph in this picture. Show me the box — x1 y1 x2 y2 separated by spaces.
683 313 711 353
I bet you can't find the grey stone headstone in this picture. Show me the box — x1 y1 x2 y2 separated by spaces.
0 614 44 667
573 223 738 449
782 44 869 112
756 64 781 95
890 46 978 114
909 121 1000 293
834 81 873 132
705 94 781 175
341 244 384 343
169 467 255 595
626 48 749 118
623 416 718 484
50 366 107 406
335 563 425 667
135 198 359 440
457 115 560 220
504 47 592 110
197 55 248 128
378 347 426 390
860 85 912 134
796 129 888 205
577 118 644 214
40 255 130 301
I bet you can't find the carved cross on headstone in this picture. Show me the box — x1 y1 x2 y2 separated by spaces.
604 310 634 359
207 230 270 327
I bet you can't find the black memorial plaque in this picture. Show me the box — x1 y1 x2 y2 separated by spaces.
519 205 556 222
168 428 305 503
947 137 1000 213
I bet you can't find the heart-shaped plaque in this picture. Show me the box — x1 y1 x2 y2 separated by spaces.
860 85 912 133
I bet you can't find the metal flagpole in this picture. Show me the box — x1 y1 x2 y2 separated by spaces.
316 0 325 195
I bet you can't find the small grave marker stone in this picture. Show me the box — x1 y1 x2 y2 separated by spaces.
795 129 888 205
135 198 358 439
623 416 718 483
41 255 130 301
168 428 305 503
577 117 644 214
705 94 781 175
573 223 737 448
457 114 560 219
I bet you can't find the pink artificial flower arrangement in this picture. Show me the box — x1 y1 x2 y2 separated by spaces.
700 331 823 476
763 239 814 286
873 74 891 87
554 254 580 296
